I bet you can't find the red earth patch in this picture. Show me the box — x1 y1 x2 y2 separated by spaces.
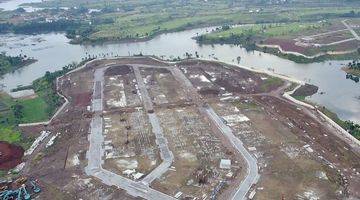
0 141 24 170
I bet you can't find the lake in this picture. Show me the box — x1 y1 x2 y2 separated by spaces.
0 28 358 123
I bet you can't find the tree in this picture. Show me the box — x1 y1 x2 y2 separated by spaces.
11 103 24 123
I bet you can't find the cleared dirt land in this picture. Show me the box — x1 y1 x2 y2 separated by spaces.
12 57 360 200
261 19 360 57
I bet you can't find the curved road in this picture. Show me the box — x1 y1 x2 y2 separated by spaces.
170 66 260 199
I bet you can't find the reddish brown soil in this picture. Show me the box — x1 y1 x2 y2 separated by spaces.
73 92 92 107
105 65 132 76
0 142 24 170
179 60 280 94
264 38 307 54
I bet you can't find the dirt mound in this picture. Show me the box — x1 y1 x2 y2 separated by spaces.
199 88 220 96
105 65 132 76
292 84 318 97
0 142 24 170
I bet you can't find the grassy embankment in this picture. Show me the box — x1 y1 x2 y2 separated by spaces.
0 59 92 148
290 84 359 140
319 107 360 140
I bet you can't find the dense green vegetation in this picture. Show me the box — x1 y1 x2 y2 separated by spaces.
0 19 82 34
0 0 359 44
346 59 360 77
319 107 360 140
0 52 36 75
0 93 36 147
0 92 49 126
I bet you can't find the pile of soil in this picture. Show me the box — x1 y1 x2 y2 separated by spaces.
105 65 132 76
199 88 220 96
292 84 318 97
0 142 24 170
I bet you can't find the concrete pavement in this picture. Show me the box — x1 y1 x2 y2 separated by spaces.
85 66 175 200
204 106 259 200
133 65 174 185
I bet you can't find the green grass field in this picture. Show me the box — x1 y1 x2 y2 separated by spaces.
0 126 21 143
0 93 49 124
17 97 49 123
0 93 48 146
260 77 283 92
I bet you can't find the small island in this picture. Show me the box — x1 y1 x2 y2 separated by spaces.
344 59 360 77
0 52 37 76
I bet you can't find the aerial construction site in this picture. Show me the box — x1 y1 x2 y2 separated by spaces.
8 57 360 200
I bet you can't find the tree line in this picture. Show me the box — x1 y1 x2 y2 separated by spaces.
347 60 360 70
0 52 34 76
0 20 82 34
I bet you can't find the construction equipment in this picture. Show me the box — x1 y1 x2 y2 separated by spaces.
0 190 7 198
2 190 18 200
0 186 7 191
14 177 27 186
21 185 30 200
0 179 41 200
16 188 22 200
30 181 41 193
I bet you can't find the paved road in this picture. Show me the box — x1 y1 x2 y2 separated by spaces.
170 66 260 199
205 106 259 200
299 28 348 39
133 66 174 185
319 38 356 47
85 66 175 200
342 20 360 40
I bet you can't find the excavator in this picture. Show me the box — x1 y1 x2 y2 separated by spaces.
30 181 41 194
0 179 41 200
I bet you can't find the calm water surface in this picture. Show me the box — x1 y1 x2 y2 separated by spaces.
0 0 41 11
0 24 358 123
